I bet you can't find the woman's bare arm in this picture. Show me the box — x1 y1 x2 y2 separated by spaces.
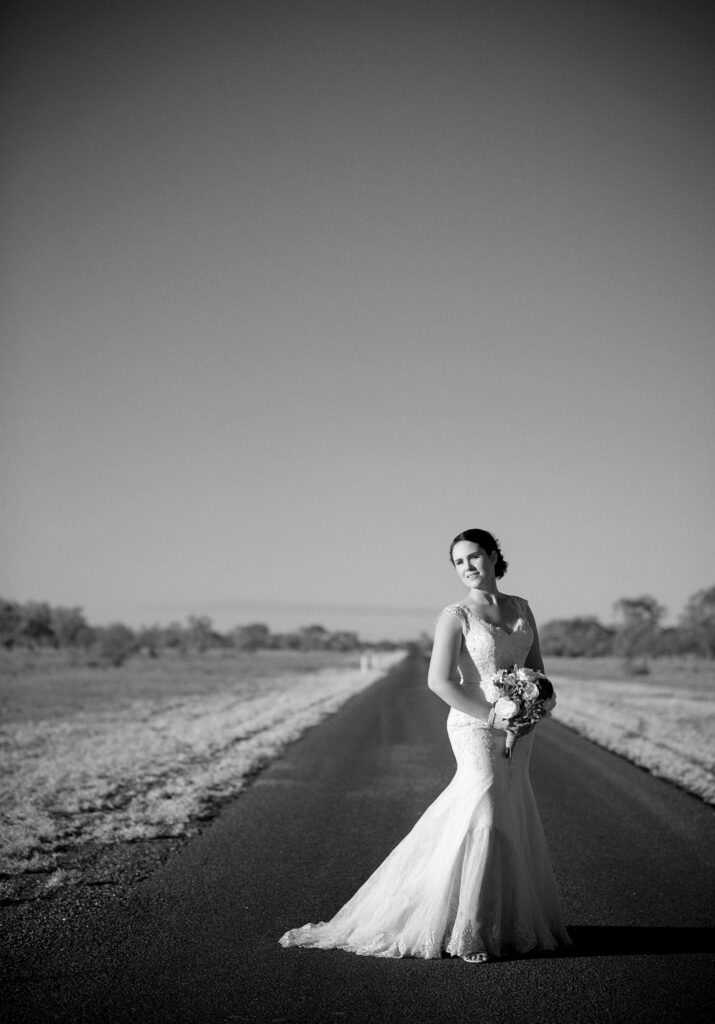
427 611 491 720
523 603 546 674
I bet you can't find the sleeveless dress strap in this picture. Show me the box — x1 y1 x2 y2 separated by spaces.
435 604 468 634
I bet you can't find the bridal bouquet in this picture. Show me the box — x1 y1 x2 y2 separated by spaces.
485 666 557 758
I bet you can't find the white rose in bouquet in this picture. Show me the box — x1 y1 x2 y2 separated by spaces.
493 696 520 721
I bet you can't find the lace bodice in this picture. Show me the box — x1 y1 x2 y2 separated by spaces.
440 597 534 691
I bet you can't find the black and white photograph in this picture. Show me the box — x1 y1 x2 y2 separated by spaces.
2 2 713 1022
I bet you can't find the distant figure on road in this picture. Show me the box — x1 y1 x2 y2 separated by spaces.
280 528 571 962
359 651 374 673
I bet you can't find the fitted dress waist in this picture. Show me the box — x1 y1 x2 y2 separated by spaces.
448 681 494 729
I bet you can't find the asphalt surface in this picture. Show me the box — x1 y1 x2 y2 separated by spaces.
4 652 715 1024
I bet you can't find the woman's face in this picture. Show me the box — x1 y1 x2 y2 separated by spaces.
451 541 498 592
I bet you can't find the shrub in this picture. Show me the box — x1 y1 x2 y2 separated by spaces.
96 623 137 667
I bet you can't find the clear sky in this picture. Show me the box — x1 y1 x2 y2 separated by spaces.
2 0 713 640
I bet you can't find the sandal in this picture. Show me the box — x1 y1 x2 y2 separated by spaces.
461 952 490 964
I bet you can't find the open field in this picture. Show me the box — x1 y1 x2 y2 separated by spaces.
0 648 383 724
548 656 715 804
0 648 403 900
1 651 712 903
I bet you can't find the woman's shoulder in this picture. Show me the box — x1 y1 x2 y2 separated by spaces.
506 594 532 616
434 603 469 628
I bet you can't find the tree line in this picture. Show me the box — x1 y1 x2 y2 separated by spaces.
1 586 713 670
0 600 402 666
538 587 715 667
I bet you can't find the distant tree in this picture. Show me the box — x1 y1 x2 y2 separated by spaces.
159 621 189 653
50 606 92 649
136 624 162 657
299 624 329 651
325 630 361 652
20 601 56 648
679 586 715 658
654 626 700 658
230 622 271 651
373 638 400 652
268 631 301 650
186 615 218 653
96 623 137 666
0 599 22 649
613 595 665 672
539 617 615 658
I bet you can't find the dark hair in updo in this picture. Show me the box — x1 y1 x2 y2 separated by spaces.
449 529 509 579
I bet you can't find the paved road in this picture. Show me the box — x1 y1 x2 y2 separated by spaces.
5 653 715 1023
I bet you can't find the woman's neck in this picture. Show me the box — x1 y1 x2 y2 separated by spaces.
467 586 502 606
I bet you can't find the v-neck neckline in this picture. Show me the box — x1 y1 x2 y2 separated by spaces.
461 600 522 636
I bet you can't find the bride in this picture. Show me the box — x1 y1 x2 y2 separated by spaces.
279 528 571 962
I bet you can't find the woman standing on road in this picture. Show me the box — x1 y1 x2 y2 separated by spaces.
279 528 571 962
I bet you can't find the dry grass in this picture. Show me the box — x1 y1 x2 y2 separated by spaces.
0 647 369 724
0 648 403 898
548 656 715 804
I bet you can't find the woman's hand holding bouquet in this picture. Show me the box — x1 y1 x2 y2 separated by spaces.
485 666 556 757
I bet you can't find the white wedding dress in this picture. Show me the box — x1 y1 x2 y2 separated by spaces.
279 596 571 959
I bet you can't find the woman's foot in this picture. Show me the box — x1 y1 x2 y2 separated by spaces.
461 951 489 964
